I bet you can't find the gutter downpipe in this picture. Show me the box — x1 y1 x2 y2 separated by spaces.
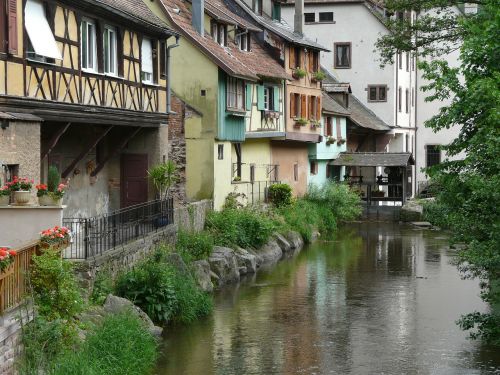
167 36 181 114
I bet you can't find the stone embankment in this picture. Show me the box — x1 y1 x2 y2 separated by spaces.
192 231 304 292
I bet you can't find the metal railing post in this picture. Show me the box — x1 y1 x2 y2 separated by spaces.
84 219 89 259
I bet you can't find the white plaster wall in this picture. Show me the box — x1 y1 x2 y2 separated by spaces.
282 3 396 126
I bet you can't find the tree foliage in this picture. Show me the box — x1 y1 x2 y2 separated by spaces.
377 0 500 343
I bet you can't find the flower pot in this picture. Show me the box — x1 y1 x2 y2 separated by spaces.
39 239 69 253
38 195 62 206
0 195 9 206
14 191 31 205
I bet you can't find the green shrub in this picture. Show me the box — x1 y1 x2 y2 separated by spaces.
49 311 158 375
30 250 84 320
278 199 320 243
115 259 177 324
268 183 293 208
115 248 212 324
206 207 276 248
306 182 362 222
176 230 214 262
90 268 114 305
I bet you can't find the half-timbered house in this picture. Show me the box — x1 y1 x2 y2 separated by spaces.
0 0 178 217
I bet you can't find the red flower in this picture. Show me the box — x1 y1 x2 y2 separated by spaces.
0 249 8 257
8 250 16 256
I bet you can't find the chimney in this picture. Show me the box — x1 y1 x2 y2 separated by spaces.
294 0 304 35
192 0 205 36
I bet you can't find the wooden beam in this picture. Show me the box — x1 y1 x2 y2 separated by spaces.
41 122 71 160
62 126 113 178
90 127 141 177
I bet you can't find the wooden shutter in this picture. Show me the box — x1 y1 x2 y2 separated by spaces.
289 47 295 69
117 27 124 77
0 0 6 53
246 84 252 110
257 85 265 111
316 96 321 120
290 92 295 117
160 41 166 79
308 95 313 119
96 21 104 73
301 95 306 118
336 117 342 139
326 117 332 136
273 86 280 112
7 0 17 55
308 51 313 72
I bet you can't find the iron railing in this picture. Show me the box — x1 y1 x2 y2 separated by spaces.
62 198 174 259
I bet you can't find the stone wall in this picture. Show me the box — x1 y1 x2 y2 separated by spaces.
168 94 187 205
174 199 213 232
0 306 29 375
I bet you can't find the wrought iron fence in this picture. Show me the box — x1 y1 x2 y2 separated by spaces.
63 198 174 259
247 180 281 205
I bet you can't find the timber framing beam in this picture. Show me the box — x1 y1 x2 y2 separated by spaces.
62 126 113 178
41 123 71 160
90 127 142 177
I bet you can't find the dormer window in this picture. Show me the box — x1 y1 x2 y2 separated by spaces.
211 21 227 47
237 33 251 52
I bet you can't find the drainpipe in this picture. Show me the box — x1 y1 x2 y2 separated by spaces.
167 36 180 114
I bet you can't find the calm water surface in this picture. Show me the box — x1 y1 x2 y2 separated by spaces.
157 223 500 375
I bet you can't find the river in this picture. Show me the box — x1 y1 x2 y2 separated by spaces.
157 222 500 375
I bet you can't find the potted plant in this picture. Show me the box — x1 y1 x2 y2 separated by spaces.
326 136 337 145
0 186 10 206
40 226 71 251
292 67 306 79
337 138 346 145
36 183 50 205
46 166 66 206
147 161 178 227
6 177 33 205
0 248 17 281
372 189 385 198
232 176 241 182
310 120 321 129
294 118 308 127
311 71 326 82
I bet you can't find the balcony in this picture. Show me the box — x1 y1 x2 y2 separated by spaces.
246 111 285 139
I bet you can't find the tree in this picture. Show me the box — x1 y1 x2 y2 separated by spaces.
377 0 500 344
148 160 178 200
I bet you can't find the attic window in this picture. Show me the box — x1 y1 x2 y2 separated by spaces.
211 22 227 47
237 33 251 52
25 0 61 60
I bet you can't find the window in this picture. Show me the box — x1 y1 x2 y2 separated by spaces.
227 77 245 111
264 86 274 111
308 51 319 72
398 52 402 69
308 95 320 120
25 0 61 60
426 145 441 168
310 161 318 175
319 12 334 23
405 89 409 113
289 46 301 69
305 13 315 23
234 143 242 179
81 19 97 70
398 87 402 112
367 85 387 102
237 33 251 52
211 22 227 46
290 92 301 118
293 163 298 181
325 117 333 136
250 164 255 182
406 52 409 71
218 144 224 160
334 43 351 68
272 0 281 21
141 38 153 83
254 0 262 15
103 26 117 75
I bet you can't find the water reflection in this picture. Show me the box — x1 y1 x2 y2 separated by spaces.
157 223 500 375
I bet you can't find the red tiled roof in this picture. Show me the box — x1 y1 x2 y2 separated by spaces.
159 0 289 81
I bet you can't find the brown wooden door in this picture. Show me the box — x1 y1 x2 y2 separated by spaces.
121 154 148 208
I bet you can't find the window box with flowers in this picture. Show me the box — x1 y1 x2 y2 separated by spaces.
292 67 306 79
0 185 10 206
36 183 67 206
326 136 337 145
337 138 346 145
311 71 326 82
40 226 71 251
0 248 17 281
6 177 33 205
294 117 308 128
310 120 321 129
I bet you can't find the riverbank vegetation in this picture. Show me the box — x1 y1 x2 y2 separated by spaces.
19 250 159 375
378 0 500 344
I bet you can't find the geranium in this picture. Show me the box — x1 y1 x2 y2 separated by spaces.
36 184 48 197
40 226 71 247
0 247 16 272
49 183 67 199
7 176 33 192
0 186 10 197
